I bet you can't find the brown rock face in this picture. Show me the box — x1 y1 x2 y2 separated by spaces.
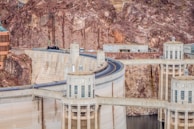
112 29 125 43
0 0 194 50
107 53 160 116
0 54 32 87
120 0 194 48
125 64 159 116
0 0 117 49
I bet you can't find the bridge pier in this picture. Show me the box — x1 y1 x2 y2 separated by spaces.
164 109 193 129
158 64 164 122
95 104 99 129
61 103 65 129
167 109 170 129
61 103 99 129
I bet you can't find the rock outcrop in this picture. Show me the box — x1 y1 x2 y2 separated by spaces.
125 64 159 116
0 0 194 51
119 0 194 49
0 54 32 87
107 53 160 115
0 0 116 49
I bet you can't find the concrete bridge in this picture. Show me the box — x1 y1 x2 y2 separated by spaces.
119 59 194 65
2 88 194 112
0 89 167 108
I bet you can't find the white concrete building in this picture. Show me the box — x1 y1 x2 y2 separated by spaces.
64 72 97 129
163 41 184 60
160 40 185 102
103 44 148 53
171 76 194 104
183 43 194 54
164 76 194 129
158 40 185 122
67 72 95 99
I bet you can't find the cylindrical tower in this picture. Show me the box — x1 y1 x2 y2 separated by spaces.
163 41 184 60
158 40 185 121
165 76 194 129
63 72 99 129
66 72 95 99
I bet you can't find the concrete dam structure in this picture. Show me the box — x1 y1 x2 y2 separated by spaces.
1 41 194 129
0 43 126 129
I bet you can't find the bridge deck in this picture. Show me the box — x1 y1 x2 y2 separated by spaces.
119 59 194 65
96 97 166 108
1 89 194 111
0 89 165 108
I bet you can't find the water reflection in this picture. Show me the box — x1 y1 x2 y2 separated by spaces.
127 115 164 129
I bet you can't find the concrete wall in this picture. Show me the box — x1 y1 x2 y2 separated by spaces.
25 50 103 84
0 97 62 129
95 68 126 129
1 49 125 129
103 44 148 53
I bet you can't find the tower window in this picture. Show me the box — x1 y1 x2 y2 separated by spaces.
175 90 177 102
170 51 173 59
74 112 77 116
81 85 85 98
88 85 91 97
175 51 177 59
69 85 71 97
74 85 78 94
81 112 86 116
188 91 192 103
181 91 184 100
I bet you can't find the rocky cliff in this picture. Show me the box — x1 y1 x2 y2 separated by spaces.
107 53 160 115
0 53 32 87
125 64 159 115
0 0 194 50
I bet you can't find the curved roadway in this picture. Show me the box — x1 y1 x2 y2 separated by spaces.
0 49 124 91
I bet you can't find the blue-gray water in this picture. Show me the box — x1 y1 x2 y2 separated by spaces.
127 115 164 129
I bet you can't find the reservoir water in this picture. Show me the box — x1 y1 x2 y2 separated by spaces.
127 115 164 129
